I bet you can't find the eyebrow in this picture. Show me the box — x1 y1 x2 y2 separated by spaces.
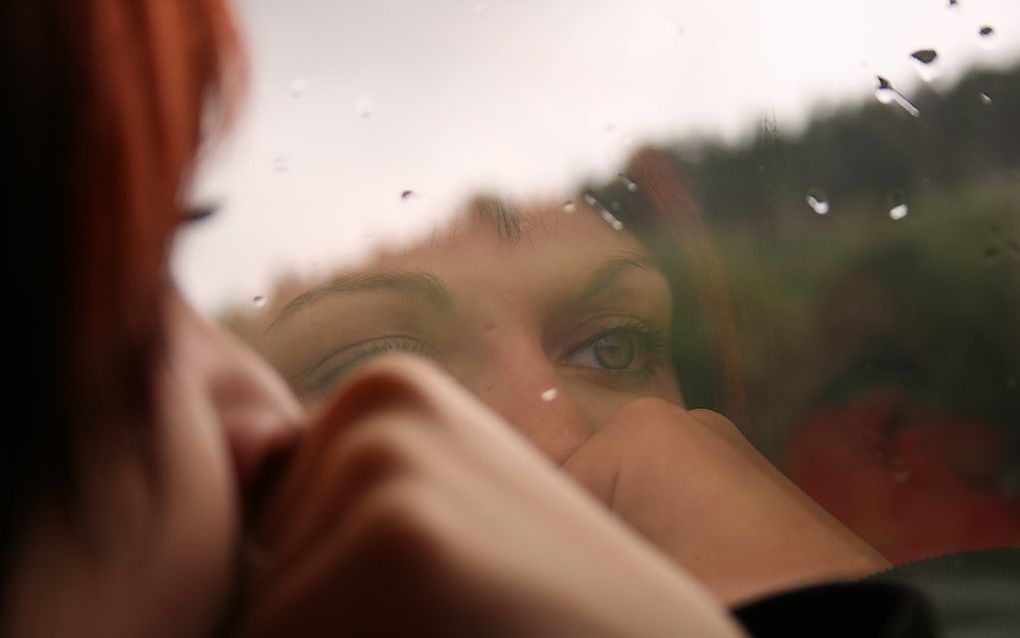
267 270 454 333
574 251 658 302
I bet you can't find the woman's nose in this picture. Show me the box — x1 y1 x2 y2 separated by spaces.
460 341 593 464
178 298 304 491
209 338 304 491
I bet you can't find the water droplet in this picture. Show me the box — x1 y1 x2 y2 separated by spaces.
806 189 830 215
874 76 896 104
541 388 558 402
600 209 624 231
910 49 940 81
272 156 290 173
563 200 576 213
289 79 309 98
875 77 920 116
618 173 639 192
980 92 993 105
355 94 374 119
889 203 909 220
400 190 416 200
253 295 267 307
979 25 995 38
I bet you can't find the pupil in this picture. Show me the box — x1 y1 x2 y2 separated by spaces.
594 332 635 370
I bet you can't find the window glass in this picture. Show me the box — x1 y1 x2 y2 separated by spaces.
175 0 1020 585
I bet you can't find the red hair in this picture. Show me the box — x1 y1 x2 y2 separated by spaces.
2 0 242 607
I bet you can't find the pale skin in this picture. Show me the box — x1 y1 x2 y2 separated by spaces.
240 356 746 637
247 204 685 462
239 202 889 605
7 296 746 637
8 206 885 637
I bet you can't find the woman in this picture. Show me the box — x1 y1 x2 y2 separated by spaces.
1 1 757 636
230 175 888 604
1 1 887 636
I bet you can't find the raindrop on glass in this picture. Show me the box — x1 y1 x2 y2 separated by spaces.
889 203 909 220
875 77 919 117
253 295 267 307
400 190 416 200
272 156 290 173
563 200 576 213
541 388 559 402
980 92 993 105
619 173 639 192
874 76 895 104
806 189 830 215
600 209 624 231
910 49 940 81
355 94 375 119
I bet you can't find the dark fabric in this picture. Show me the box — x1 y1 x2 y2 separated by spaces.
871 548 1020 638
734 581 938 637
733 548 1020 637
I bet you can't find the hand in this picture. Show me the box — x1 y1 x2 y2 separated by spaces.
238 357 745 638
564 398 890 605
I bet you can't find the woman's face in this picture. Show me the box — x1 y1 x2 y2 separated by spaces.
10 295 302 638
247 204 682 462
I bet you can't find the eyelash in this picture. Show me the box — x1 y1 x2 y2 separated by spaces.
179 203 221 226
561 320 672 383
299 320 671 395
302 336 435 393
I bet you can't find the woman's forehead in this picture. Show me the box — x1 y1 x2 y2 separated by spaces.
375 201 651 270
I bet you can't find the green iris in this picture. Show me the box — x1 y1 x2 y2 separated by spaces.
592 331 636 370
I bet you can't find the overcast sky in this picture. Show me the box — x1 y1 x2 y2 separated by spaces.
173 0 1020 312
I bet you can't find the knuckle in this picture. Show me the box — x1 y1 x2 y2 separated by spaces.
348 478 451 558
325 411 432 479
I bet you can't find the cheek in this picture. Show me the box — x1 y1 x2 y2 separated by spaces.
563 374 684 432
153 396 238 635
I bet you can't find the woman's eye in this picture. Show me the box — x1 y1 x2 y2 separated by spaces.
591 331 636 370
300 336 434 394
562 323 669 377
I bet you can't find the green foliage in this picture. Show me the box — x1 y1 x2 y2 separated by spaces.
625 64 1020 450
